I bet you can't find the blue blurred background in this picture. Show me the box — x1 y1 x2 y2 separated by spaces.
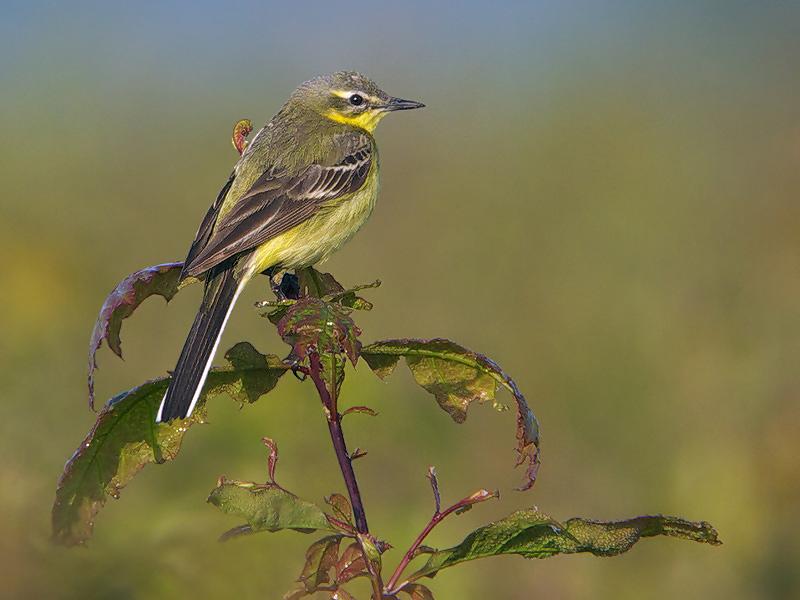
2 1 799 598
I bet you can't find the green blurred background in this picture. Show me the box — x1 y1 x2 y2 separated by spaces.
2 2 799 598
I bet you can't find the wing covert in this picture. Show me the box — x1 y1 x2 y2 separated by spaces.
182 139 372 278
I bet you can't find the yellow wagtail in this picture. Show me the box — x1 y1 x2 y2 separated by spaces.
156 72 424 422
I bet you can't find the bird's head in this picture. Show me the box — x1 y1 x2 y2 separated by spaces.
291 71 424 133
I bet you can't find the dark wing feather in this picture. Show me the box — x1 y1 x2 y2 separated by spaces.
182 140 372 279
180 171 236 280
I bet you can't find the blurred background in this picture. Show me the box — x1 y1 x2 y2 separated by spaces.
2 1 799 598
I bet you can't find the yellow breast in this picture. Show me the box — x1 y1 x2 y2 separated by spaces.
245 164 379 276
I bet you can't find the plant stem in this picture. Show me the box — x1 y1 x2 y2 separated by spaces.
307 351 384 598
386 491 495 594
307 352 369 534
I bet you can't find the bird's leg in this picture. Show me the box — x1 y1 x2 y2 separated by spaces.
279 272 300 300
261 267 300 301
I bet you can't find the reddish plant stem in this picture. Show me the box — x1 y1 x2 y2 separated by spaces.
385 497 482 594
306 351 384 598
307 352 369 534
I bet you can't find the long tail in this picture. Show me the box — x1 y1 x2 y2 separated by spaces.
156 267 244 422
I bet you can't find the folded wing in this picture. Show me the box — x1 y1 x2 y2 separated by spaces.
181 138 372 279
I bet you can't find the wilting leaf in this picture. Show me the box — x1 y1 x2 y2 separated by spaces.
335 541 368 583
341 405 378 419
328 280 381 312
232 118 253 154
284 535 344 599
53 342 287 546
362 339 541 490
88 262 184 409
209 438 338 537
278 297 361 366
325 493 354 527
265 268 376 324
297 267 346 298
297 267 377 310
405 510 721 583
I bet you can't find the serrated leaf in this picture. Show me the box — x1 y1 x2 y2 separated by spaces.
362 339 541 490
278 297 362 366
88 262 185 409
406 510 721 582
53 342 287 546
284 535 344 598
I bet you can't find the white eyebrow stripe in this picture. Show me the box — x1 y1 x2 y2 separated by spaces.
331 90 382 104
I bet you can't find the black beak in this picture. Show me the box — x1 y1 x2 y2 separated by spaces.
382 96 425 111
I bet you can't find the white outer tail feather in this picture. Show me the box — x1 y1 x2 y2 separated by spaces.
155 281 246 422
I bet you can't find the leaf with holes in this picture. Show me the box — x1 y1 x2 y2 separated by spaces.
362 339 540 490
53 342 287 546
403 510 721 585
278 297 361 366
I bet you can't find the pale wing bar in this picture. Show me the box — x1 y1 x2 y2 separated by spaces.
182 143 372 278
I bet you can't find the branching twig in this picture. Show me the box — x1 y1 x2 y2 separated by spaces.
385 468 498 595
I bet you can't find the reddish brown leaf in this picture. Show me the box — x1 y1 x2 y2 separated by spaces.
232 119 253 154
88 262 184 409
335 542 368 584
277 297 362 366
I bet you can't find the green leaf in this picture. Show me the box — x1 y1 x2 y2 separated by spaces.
208 438 338 537
362 339 541 490
358 533 385 579
53 342 287 546
208 480 334 535
264 267 376 325
88 262 185 409
284 535 344 599
278 297 362 366
406 509 721 582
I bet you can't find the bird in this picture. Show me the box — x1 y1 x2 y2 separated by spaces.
156 71 424 422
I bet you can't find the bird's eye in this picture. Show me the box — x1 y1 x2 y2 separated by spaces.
349 94 364 106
